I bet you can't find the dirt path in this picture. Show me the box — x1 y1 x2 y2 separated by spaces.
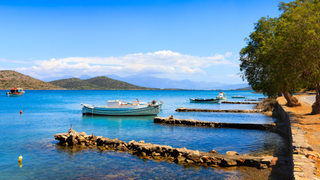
278 95 320 176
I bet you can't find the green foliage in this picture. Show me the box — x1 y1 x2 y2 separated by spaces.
240 0 320 99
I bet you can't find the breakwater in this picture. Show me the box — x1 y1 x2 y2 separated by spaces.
221 101 259 104
176 107 260 113
154 117 276 131
54 127 275 169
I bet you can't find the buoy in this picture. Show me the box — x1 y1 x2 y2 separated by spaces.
19 162 23 168
20 110 23 115
18 155 23 162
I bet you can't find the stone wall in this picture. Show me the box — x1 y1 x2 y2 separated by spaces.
277 105 317 180
54 127 275 169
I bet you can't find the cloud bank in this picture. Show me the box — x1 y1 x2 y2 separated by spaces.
13 50 237 79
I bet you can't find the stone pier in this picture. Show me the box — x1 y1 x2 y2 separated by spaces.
54 127 276 169
176 107 261 113
154 117 277 131
221 101 259 104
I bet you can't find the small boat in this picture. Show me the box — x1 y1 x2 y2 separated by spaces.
216 92 227 100
231 95 246 98
190 98 220 103
6 88 25 97
81 100 163 116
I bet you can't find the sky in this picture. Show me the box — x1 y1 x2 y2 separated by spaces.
0 0 291 84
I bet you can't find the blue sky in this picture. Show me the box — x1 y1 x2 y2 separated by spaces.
0 0 290 84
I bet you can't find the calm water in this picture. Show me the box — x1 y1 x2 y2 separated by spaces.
0 90 289 179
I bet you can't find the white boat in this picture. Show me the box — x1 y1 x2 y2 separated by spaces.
216 92 227 100
231 95 246 98
81 100 163 116
190 98 220 103
6 88 25 97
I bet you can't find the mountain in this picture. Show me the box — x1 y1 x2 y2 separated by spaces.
0 70 62 90
49 76 157 90
104 74 221 89
104 74 247 90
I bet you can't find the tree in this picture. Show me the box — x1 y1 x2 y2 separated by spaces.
239 16 301 106
277 0 320 113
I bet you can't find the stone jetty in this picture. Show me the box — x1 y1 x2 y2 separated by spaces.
54 127 276 169
176 107 260 113
154 117 277 131
221 101 259 104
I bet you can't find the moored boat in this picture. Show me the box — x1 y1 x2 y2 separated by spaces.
189 98 220 103
6 88 25 97
231 95 246 98
81 100 163 116
216 92 227 100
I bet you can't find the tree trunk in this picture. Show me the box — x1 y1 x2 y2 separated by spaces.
311 85 320 114
282 91 301 107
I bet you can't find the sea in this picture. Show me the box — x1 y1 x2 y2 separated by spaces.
0 90 290 179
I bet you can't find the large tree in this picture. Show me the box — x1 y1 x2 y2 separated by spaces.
240 0 320 113
277 0 320 113
239 17 301 106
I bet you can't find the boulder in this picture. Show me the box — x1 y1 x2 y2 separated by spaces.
175 156 186 163
226 151 239 156
116 144 128 151
209 150 218 154
221 159 237 166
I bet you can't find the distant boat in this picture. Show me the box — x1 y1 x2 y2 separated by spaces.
231 95 246 98
190 98 220 103
216 92 227 100
81 100 163 116
6 88 25 97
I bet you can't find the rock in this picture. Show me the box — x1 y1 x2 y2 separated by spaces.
261 157 273 166
116 144 128 151
140 152 147 158
258 164 268 169
175 156 186 163
221 159 237 166
226 151 239 156
185 159 194 164
209 150 218 154
169 115 174 120
128 140 136 144
139 140 145 144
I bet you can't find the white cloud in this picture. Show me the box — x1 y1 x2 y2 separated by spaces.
225 52 233 58
227 74 240 78
13 50 237 79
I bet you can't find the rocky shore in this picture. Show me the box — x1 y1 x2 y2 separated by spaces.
54 127 276 169
176 107 261 113
154 116 277 131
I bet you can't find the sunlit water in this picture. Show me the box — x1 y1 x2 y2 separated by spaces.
0 90 290 179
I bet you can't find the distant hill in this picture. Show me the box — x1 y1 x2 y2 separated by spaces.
105 74 248 90
49 76 158 90
236 86 253 90
0 70 62 90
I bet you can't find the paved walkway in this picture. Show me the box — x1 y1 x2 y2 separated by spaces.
278 95 320 177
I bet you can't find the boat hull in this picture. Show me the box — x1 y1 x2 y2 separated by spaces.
190 98 220 103
6 92 24 97
81 104 161 116
231 96 246 98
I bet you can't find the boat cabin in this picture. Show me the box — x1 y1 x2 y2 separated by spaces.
10 88 24 94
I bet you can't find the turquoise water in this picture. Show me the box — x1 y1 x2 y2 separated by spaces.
0 90 289 179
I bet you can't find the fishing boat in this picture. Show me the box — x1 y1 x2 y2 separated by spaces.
189 98 220 103
6 88 25 97
216 92 227 100
231 95 246 98
81 100 163 116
